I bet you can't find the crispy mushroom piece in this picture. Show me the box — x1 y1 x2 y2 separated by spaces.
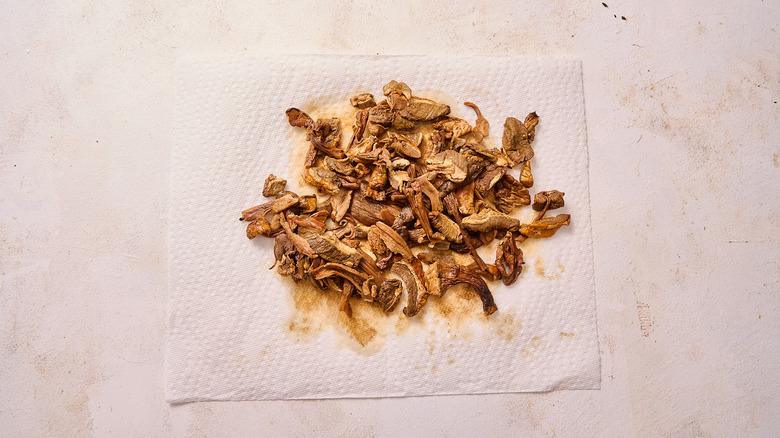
438 262 498 316
494 174 531 214
350 93 376 109
428 211 462 243
348 109 370 151
426 150 468 183
368 102 395 126
518 214 571 238
393 261 429 317
330 189 353 222
376 279 403 312
383 80 412 110
262 174 287 197
285 108 314 129
299 229 362 267
373 222 414 260
324 157 354 176
474 164 507 197
520 161 534 187
464 101 489 138
495 231 524 286
349 191 400 226
433 117 472 140
399 96 451 121
461 209 521 233
532 190 565 211
339 281 355 317
305 166 341 195
502 116 534 166
310 262 369 291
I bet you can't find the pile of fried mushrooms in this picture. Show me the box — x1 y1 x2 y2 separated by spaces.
240 81 570 318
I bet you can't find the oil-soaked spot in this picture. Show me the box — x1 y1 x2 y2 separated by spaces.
534 258 565 279
429 283 485 338
284 279 395 355
560 332 576 338
491 312 522 342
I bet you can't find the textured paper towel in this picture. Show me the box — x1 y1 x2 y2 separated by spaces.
167 56 599 402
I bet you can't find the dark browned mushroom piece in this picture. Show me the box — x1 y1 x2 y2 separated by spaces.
495 231 524 286
438 262 498 316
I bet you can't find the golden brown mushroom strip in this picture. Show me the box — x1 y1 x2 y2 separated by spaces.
310 262 369 291
464 101 489 138
393 261 429 317
280 211 315 257
438 262 498 316
495 231 523 286
373 222 414 260
339 281 354 318
518 214 571 238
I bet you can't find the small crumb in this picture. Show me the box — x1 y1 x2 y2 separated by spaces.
621 16 627 20
602 2 608 7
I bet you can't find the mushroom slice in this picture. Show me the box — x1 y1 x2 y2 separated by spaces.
347 109 370 151
532 190 565 211
518 214 571 238
438 262 498 316
299 229 362 267
428 211 462 243
399 97 451 121
349 191 400 226
373 221 414 260
388 133 422 159
310 262 369 291
455 182 476 215
285 107 314 128
464 101 489 138
461 209 521 233
324 157 354 175
383 80 412 110
495 231 524 286
426 150 468 183
413 177 443 212
376 279 403 312
262 174 287 197
524 112 539 142
432 117 472 140
304 166 341 195
502 116 534 166
494 174 531 214
520 161 534 187
368 102 395 126
474 164 507 196
424 261 442 297
350 93 376 109
392 261 429 317
339 281 355 317
330 189 353 222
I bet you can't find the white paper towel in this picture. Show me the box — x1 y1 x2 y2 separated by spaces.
167 56 600 402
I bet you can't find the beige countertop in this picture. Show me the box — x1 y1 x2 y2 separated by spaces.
1 1 778 436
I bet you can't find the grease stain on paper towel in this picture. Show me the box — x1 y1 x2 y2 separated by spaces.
285 280 394 356
534 257 566 279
